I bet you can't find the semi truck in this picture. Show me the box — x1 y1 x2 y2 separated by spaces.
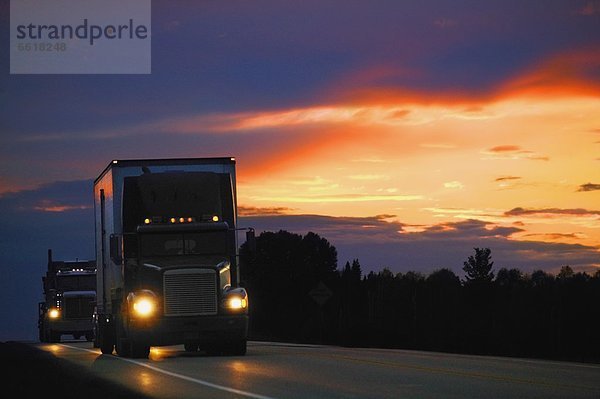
38 249 96 343
93 158 251 358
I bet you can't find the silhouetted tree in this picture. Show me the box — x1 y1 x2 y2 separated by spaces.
461 248 495 353
557 265 574 280
462 247 495 285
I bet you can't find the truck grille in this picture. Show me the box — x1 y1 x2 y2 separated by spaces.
64 297 95 319
163 268 218 316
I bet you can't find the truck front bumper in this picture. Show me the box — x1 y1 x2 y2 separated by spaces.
128 314 248 347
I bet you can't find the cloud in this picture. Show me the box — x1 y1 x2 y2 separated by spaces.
577 183 600 192
504 207 600 217
574 1 600 16
523 233 583 240
488 145 521 153
249 193 423 203
238 206 293 216
483 145 549 161
495 176 521 182
444 181 464 189
498 48 600 98
0 179 93 212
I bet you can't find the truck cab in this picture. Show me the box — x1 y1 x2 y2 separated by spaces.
93 158 251 358
38 250 96 342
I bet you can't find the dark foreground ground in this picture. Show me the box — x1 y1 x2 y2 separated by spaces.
0 341 150 398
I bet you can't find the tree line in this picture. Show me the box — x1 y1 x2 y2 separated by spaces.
240 230 600 362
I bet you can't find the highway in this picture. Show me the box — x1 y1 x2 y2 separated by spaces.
34 341 600 399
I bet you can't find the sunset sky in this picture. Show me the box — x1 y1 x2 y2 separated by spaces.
1 0 599 339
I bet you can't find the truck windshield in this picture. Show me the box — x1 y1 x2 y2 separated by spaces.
140 231 228 257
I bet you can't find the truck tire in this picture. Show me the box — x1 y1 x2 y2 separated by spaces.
38 322 46 343
115 314 132 357
98 322 115 354
85 332 94 342
130 341 150 359
115 322 149 358
100 341 114 355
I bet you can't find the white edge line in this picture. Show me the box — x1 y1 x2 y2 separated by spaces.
60 344 277 399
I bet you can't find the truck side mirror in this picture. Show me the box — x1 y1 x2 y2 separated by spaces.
110 234 122 265
245 228 256 253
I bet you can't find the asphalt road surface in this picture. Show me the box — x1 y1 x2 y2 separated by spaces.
10 341 600 398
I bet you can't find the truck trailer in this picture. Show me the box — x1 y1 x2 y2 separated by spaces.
93 158 251 358
38 249 96 343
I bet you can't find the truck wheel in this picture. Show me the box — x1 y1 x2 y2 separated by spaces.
116 337 132 357
39 323 46 343
100 341 114 355
85 332 94 342
130 341 150 359
98 323 115 354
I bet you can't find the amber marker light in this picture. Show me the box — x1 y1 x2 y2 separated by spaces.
48 308 60 319
212 215 219 222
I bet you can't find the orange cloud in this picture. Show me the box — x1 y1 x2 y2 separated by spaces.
578 183 600 192
488 145 521 153
324 47 600 106
498 48 600 98
237 206 293 216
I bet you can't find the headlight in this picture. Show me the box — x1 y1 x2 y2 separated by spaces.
133 298 155 317
128 290 157 318
48 308 60 319
223 287 248 312
228 297 247 310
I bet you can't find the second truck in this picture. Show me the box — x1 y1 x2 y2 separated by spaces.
93 158 251 358
38 249 96 343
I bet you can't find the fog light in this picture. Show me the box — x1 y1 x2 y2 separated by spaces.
48 308 60 319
